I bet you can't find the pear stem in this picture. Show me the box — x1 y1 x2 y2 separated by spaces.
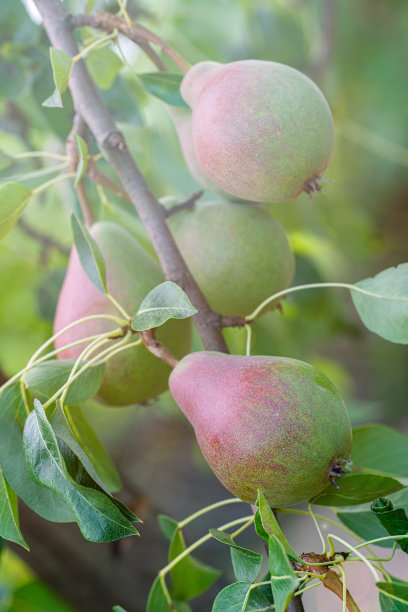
139 328 179 368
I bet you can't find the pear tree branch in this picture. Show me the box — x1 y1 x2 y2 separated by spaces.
32 0 228 353
69 11 190 73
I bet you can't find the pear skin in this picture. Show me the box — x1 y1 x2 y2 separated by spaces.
54 222 191 406
181 60 334 203
168 200 295 317
169 351 352 507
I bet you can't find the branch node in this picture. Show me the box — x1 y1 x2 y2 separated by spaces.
104 130 128 152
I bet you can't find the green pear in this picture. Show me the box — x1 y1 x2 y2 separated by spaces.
180 60 334 202
169 351 352 507
168 200 295 317
54 221 192 406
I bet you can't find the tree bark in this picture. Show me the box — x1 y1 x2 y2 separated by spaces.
33 0 228 354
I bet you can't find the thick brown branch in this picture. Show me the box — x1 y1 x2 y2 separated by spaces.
70 12 190 73
33 0 227 353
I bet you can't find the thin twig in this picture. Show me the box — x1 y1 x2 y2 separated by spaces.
17 218 70 258
70 12 190 74
164 190 203 218
139 328 179 368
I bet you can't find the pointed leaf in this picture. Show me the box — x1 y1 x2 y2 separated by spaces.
71 213 107 293
24 359 105 406
312 473 404 507
158 514 178 541
0 383 74 523
50 404 122 494
337 489 408 548
255 491 301 563
113 607 127 612
146 575 173 612
268 535 299 612
212 581 272 612
74 134 89 186
210 529 263 583
0 181 31 240
42 88 63 108
138 73 188 108
86 46 123 90
378 579 408 611
169 529 221 600
23 400 138 542
352 424 408 480
50 47 72 95
371 498 408 553
132 281 197 331
0 470 28 549
351 263 408 344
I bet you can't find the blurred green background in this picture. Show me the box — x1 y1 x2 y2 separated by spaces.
0 0 407 610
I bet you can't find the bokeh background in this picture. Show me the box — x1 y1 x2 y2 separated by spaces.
0 0 407 610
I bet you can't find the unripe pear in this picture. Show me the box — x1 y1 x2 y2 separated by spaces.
169 352 352 507
180 60 335 203
54 222 192 406
168 200 295 317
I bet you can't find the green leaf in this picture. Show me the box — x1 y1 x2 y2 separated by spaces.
268 535 299 612
212 581 273 611
158 514 178 540
351 263 408 344
0 149 12 171
0 181 31 240
85 0 95 13
50 404 122 494
169 529 221 600
113 607 127 612
312 473 404 507
378 579 408 611
138 72 188 108
255 491 301 563
371 498 408 553
71 213 107 293
23 400 139 542
210 529 263 583
24 359 105 406
50 47 72 95
337 489 408 548
146 576 173 612
86 46 123 90
6 580 76 612
132 281 197 331
42 88 63 108
352 424 408 480
74 134 89 186
0 470 28 549
0 383 74 523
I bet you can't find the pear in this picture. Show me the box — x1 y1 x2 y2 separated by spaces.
169 351 352 507
168 200 295 317
180 60 334 203
54 221 192 406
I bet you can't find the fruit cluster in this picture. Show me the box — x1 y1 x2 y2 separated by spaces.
54 59 351 507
